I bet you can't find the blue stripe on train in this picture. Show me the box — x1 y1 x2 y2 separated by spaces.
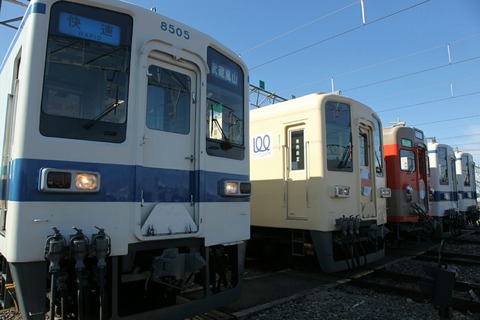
5 158 248 203
430 191 457 202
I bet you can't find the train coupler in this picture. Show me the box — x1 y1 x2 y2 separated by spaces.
151 248 206 290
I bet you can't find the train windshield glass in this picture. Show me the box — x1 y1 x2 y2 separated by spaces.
462 155 471 186
39 2 132 143
438 147 449 185
400 149 415 172
146 66 191 134
326 101 352 172
206 48 245 160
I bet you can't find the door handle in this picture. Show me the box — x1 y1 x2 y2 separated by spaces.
185 155 194 163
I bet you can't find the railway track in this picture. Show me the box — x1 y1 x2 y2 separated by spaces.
348 268 480 314
201 234 480 319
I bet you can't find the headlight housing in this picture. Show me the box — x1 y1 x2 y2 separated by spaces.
221 180 251 197
40 168 100 193
333 185 350 198
380 187 391 198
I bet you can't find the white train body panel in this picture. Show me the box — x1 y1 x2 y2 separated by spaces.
0 0 250 318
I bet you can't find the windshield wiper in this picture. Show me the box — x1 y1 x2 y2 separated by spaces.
209 104 232 150
338 144 351 169
84 99 124 129
375 151 383 174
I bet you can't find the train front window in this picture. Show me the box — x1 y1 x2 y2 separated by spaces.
438 147 449 185
358 129 368 167
372 115 383 175
206 48 245 160
326 101 352 172
462 155 471 186
40 2 132 143
400 149 415 172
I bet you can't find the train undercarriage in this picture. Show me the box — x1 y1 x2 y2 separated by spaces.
249 219 388 273
0 228 244 320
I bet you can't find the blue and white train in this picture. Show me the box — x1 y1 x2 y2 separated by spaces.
427 138 462 236
456 151 478 226
0 0 250 319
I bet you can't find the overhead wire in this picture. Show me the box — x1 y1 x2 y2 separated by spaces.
377 90 480 113
342 55 480 94
242 0 479 152
364 74 480 104
276 33 480 96
249 0 431 70
412 114 480 126
240 1 359 56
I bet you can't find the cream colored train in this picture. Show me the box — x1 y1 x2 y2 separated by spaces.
249 93 390 272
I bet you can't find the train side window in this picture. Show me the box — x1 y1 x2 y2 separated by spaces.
400 149 415 172
290 130 305 170
146 65 191 134
326 101 352 172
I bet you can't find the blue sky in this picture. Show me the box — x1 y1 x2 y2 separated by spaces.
1 0 480 164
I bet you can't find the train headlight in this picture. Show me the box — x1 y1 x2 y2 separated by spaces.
380 187 391 198
75 173 99 191
405 184 413 202
333 185 350 198
419 179 426 200
40 168 100 193
221 180 251 197
443 193 450 201
405 184 413 195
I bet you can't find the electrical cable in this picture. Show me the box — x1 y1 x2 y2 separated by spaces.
240 1 359 56
249 0 431 70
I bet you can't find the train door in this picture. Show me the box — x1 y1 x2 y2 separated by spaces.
358 124 377 219
450 154 458 206
0 57 20 231
139 53 199 236
286 126 309 220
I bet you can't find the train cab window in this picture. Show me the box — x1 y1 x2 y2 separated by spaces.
372 116 383 176
146 66 191 134
290 130 305 170
39 2 132 143
206 48 245 160
400 149 415 172
438 147 449 185
358 129 368 167
462 155 471 186
326 101 352 172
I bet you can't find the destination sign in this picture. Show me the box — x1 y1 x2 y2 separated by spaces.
58 12 121 46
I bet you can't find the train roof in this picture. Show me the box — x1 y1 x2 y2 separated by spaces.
250 92 376 117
